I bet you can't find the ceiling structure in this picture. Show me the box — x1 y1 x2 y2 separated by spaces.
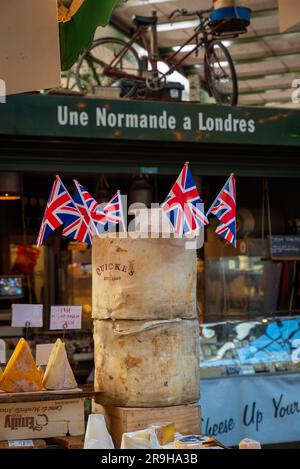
111 0 300 107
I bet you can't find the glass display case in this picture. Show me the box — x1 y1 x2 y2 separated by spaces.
200 315 300 377
204 255 282 322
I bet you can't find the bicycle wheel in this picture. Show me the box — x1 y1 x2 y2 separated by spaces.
75 37 142 97
205 40 238 106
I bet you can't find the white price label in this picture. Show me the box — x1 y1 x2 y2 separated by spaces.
36 343 54 366
11 304 43 328
0 339 6 364
8 440 34 447
50 305 82 330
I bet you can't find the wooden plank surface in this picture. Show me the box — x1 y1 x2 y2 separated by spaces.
102 404 201 448
0 385 101 404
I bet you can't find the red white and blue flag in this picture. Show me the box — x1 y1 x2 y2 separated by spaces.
37 176 82 247
69 180 102 237
92 190 126 233
207 174 236 247
161 162 209 236
62 181 97 245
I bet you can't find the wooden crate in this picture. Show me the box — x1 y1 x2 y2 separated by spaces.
0 398 85 440
94 403 201 448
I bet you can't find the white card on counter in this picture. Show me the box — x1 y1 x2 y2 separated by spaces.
36 343 54 366
50 305 82 330
0 339 6 364
11 304 43 327
8 440 34 447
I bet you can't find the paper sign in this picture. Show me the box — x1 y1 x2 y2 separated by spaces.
36 343 54 366
50 305 82 330
0 339 6 364
8 440 34 447
11 304 43 328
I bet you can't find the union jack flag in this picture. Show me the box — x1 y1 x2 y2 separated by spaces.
37 176 80 247
62 181 96 245
207 174 236 247
70 181 102 237
92 190 126 233
161 163 209 236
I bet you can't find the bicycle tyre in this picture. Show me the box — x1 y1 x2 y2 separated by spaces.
204 40 238 106
75 37 142 98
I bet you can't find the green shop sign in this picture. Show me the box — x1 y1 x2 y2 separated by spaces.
0 94 299 147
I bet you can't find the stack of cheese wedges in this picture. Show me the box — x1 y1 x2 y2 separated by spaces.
0 338 77 393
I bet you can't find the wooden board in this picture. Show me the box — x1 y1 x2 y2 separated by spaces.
96 403 201 448
0 398 85 440
0 385 101 404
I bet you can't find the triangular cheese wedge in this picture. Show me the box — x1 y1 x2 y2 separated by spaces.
42 339 77 390
0 338 43 392
0 367 3 380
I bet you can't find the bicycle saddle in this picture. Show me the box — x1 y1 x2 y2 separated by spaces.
133 15 158 27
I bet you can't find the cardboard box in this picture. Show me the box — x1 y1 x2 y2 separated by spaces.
0 398 85 440
278 0 300 33
93 402 201 448
0 0 61 95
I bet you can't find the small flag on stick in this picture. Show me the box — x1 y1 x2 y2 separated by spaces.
206 174 236 247
161 162 209 236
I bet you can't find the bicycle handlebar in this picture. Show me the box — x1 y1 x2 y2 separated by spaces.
168 8 212 21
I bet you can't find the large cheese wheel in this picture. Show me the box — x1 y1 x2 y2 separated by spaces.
92 235 197 320
94 318 200 407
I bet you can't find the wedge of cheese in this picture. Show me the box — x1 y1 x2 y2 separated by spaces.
0 367 3 380
151 422 175 445
0 338 43 393
42 339 77 390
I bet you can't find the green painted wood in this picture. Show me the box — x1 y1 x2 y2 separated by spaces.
0 94 299 147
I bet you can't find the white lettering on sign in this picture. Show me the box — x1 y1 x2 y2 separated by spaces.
57 106 89 126
57 105 257 135
8 440 34 447
36 343 54 366
50 305 82 330
198 112 255 134
11 304 43 328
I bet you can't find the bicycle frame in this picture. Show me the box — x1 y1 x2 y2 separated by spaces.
104 19 209 82
103 12 243 84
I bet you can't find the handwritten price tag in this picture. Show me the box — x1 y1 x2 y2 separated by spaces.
50 305 82 330
11 304 43 328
